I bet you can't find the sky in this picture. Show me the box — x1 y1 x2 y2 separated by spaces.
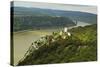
13 1 97 14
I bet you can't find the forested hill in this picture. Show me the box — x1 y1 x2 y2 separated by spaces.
12 7 97 32
13 16 76 31
12 7 97 24
18 24 97 66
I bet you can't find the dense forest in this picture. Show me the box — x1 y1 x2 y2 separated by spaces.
13 16 76 31
17 24 97 66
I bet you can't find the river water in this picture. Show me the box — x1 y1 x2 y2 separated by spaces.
13 21 90 65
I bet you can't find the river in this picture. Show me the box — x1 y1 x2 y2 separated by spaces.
13 21 90 65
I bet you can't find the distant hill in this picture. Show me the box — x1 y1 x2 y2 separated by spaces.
12 7 97 24
13 16 76 31
17 24 97 65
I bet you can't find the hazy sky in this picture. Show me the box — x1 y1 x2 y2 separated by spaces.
13 1 97 14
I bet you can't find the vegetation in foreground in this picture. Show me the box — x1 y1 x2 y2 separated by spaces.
17 24 97 66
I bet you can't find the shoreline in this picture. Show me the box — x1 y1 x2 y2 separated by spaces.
13 23 91 34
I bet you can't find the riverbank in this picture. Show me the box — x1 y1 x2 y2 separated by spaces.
13 21 91 34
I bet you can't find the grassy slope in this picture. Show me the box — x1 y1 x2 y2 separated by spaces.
18 24 97 66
